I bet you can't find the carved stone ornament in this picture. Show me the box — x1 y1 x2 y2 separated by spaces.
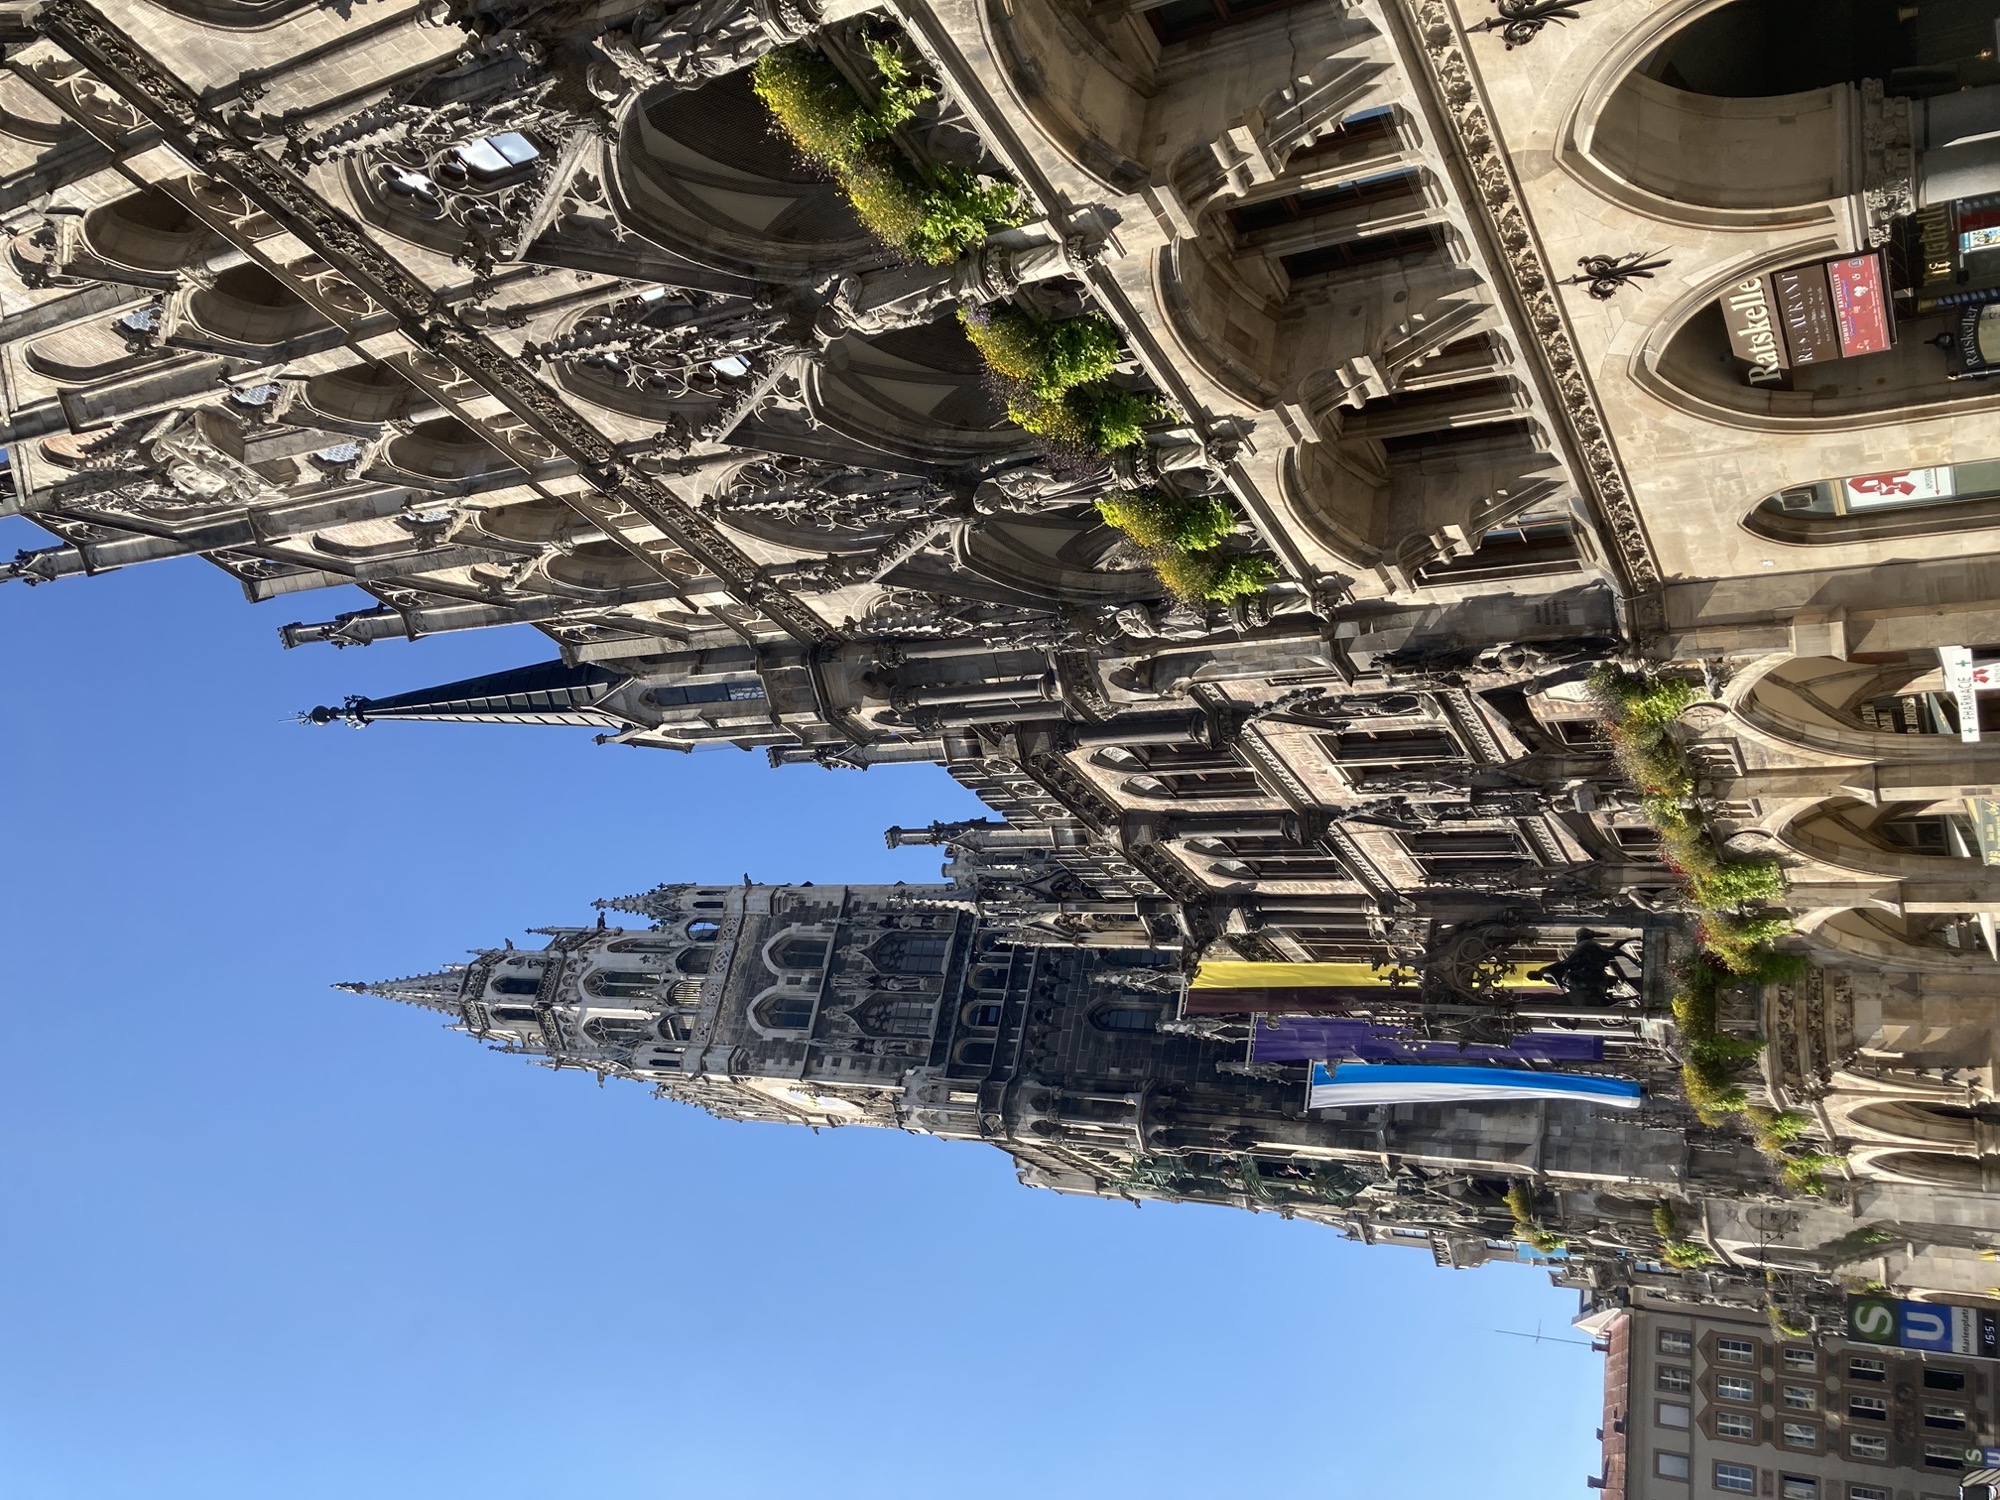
1860 78 1917 249
30 0 841 649
1394 0 1664 615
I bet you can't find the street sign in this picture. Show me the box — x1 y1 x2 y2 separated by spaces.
1847 1295 2000 1358
1940 646 1985 743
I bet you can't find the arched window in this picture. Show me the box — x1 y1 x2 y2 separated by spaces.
490 974 540 996
588 970 658 999
675 947 713 975
963 1003 1003 1028
669 980 705 1007
853 995 935 1038
871 933 951 974
686 919 721 941
583 1016 653 1046
773 937 828 971
1092 1006 1160 1032
1748 460 2000 542
754 993 816 1031
489 1005 538 1023
955 1040 995 1067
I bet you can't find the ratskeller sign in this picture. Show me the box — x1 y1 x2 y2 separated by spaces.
1720 254 1894 384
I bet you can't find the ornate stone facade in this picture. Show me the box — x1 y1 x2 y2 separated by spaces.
10 0 2000 1307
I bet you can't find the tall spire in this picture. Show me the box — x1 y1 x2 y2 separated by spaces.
304 660 628 730
333 965 472 1013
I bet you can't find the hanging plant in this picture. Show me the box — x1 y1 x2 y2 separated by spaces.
958 305 1164 453
1095 489 1275 604
751 43 1025 264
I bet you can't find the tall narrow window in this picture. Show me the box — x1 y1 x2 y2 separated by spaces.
773 937 829 971
754 994 815 1031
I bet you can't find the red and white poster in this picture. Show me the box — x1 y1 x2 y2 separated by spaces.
1828 254 1892 356
1843 466 1957 509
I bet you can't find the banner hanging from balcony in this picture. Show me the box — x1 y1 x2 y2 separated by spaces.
1252 1017 1603 1064
1186 960 1559 1015
1306 1061 1643 1110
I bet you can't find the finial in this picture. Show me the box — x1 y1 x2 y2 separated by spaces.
300 695 367 726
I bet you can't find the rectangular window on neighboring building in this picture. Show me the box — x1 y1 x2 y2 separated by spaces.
1925 1405 1968 1430
1717 1337 1757 1364
1784 1385 1818 1411
1849 1487 1889 1500
1849 1395 1888 1421
1658 1365 1692 1393
1783 1422 1818 1449
1849 1434 1889 1460
1717 1411 1757 1440
1783 1347 1819 1372
1715 1464 1755 1494
1924 1443 1966 1470
1659 1329 1693 1356
1656 1452 1690 1481
1781 1478 1818 1500
1924 1367 1968 1391
1848 1357 1887 1382
1658 1402 1691 1429
1717 1375 1757 1403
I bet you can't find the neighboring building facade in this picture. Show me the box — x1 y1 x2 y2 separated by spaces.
1586 1292 1997 1500
5 0 2000 1300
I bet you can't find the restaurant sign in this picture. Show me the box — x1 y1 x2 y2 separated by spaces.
1721 275 1787 384
1720 256 1890 383
1770 265 1839 365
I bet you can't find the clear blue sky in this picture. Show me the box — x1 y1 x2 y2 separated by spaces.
0 514 1605 1500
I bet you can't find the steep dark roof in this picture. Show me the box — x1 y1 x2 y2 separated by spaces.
309 660 627 729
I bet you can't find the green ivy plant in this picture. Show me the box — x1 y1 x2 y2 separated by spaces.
1589 667 1792 973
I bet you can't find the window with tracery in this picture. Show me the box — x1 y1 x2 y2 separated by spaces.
853 996 934 1038
871 934 950 974
587 970 658 999
583 1016 652 1046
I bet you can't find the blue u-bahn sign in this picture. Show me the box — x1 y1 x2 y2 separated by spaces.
1847 1295 2000 1358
